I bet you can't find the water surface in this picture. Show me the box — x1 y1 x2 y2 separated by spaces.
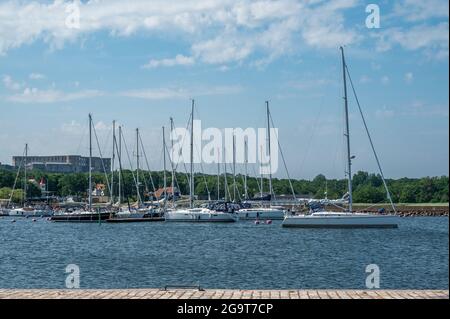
0 217 448 289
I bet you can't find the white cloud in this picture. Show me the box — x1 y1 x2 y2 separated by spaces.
393 0 449 22
2 75 22 90
381 76 390 85
375 106 395 119
29 73 45 80
359 75 371 84
142 54 195 68
374 23 449 60
7 88 104 103
120 85 242 100
0 0 359 66
404 72 414 83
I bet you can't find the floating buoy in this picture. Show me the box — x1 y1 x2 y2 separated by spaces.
266 220 272 224
11 219 16 223
32 218 37 222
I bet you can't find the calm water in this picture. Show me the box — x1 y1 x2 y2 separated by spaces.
0 217 448 289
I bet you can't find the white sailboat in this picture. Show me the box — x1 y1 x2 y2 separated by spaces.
7 143 53 217
165 100 238 223
238 104 287 221
282 47 399 229
51 114 112 222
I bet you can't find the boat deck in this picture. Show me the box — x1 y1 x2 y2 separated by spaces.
0 289 447 299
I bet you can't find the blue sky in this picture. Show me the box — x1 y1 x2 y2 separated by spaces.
0 0 448 179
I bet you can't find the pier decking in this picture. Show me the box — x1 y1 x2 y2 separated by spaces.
0 289 447 299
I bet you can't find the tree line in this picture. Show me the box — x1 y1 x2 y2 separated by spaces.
0 168 448 204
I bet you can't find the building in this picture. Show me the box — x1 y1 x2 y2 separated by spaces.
12 155 111 173
153 187 180 200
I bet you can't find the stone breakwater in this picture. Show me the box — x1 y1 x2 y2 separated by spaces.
351 205 449 217
0 289 448 299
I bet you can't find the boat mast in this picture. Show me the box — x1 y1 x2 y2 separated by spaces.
170 117 176 207
111 120 116 204
24 143 28 205
232 134 236 202
136 128 140 205
88 114 93 212
217 147 220 201
244 139 248 200
260 145 264 199
266 101 273 200
118 126 122 205
223 146 228 202
190 100 194 209
163 126 167 208
340 46 353 213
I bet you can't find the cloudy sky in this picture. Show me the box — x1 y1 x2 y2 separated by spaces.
0 0 448 179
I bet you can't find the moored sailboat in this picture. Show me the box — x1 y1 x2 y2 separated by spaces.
282 47 399 229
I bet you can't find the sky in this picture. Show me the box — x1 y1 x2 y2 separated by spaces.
0 0 448 180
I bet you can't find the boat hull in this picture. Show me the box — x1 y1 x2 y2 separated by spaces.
237 208 285 220
282 214 399 228
165 209 237 222
50 212 112 223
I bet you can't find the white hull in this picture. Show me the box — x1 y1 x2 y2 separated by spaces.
237 208 285 220
282 212 399 228
165 208 238 222
8 208 53 217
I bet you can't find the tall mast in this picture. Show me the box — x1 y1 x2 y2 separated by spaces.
340 46 353 213
118 126 122 205
223 146 228 202
170 117 175 207
217 147 220 201
244 139 248 200
88 114 93 212
232 134 236 202
24 143 28 205
260 145 264 199
111 120 116 204
266 101 273 200
190 99 194 209
136 128 140 205
162 126 167 208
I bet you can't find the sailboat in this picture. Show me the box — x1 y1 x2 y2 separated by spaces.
238 102 286 220
51 114 112 222
107 125 164 222
282 47 399 228
7 143 53 217
165 100 238 223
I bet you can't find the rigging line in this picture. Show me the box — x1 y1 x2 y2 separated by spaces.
298 97 325 178
75 121 88 155
7 145 26 208
92 122 112 198
171 115 192 194
193 135 211 200
251 164 262 195
121 130 142 204
269 113 297 200
139 133 157 194
345 64 397 214
164 142 183 197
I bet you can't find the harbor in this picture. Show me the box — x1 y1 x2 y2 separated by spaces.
0 1 448 304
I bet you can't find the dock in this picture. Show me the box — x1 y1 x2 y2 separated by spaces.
0 289 447 299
